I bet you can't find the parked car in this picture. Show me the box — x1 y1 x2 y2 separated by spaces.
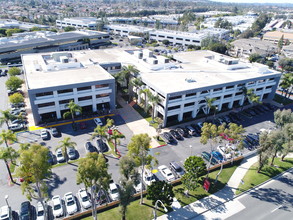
64 192 78 215
185 125 197 136
133 175 144 193
94 118 103 126
176 127 189 137
85 141 98 153
96 139 109 153
169 161 185 177
67 147 77 160
56 148 65 163
19 201 32 220
211 151 224 162
217 145 232 160
96 189 108 206
162 132 175 143
139 167 156 186
11 118 26 125
48 151 54 165
50 127 59 137
170 129 182 140
52 195 64 218
36 201 46 220
0 205 12 220
40 129 49 140
77 188 91 209
9 123 24 131
109 181 119 201
158 165 175 182
201 151 217 165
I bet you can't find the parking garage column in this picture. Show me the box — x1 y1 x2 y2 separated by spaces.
92 85 97 112
53 91 62 119
177 94 185 122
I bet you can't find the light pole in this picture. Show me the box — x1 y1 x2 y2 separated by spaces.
5 195 9 207
213 106 218 120
190 145 192 156
153 200 168 220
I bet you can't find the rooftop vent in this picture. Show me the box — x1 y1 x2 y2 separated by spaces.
185 78 196 83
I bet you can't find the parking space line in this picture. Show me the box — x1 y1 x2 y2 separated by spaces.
152 169 158 173
28 114 115 131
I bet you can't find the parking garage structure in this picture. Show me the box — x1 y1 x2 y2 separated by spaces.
22 51 116 125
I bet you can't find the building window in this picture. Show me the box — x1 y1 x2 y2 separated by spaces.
265 86 273 89
37 102 55 108
168 105 180 111
192 40 200 43
226 85 234 90
237 83 244 87
59 99 73 104
57 89 73 94
200 90 209 95
224 94 232 99
247 81 255 85
269 78 275 81
185 39 190 42
258 79 265 84
167 36 173 39
184 102 194 107
213 88 222 92
186 92 196 97
235 92 242 96
169 95 181 100
78 96 92 101
215 96 221 100
77 86 91 91
176 38 183 40
96 93 109 98
256 87 263 91
36 91 53 97
95 84 108 89
158 35 164 38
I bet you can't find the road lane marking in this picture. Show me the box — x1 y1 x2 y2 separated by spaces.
271 205 282 213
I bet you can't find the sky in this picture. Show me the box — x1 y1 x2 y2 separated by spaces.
212 0 292 3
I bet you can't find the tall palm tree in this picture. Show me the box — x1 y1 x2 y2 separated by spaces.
0 147 17 184
204 97 216 120
139 88 151 113
117 65 139 89
280 72 293 99
92 125 107 143
0 110 15 128
148 93 161 122
240 86 260 110
108 129 125 154
63 101 82 124
56 137 76 163
130 77 143 103
0 129 17 148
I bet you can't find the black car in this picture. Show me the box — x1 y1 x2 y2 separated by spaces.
162 132 175 143
176 127 189 137
48 151 54 165
20 201 32 220
85 141 98 153
96 139 109 153
169 161 185 177
170 129 182 140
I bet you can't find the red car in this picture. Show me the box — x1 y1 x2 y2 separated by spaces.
220 133 234 142
80 122 87 129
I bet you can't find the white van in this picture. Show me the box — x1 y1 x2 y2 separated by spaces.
94 118 103 126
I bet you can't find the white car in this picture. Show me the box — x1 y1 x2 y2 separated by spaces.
64 192 77 215
52 195 64 218
40 129 49 140
133 176 144 193
158 165 175 182
77 188 91 209
94 118 103 126
56 149 65 163
8 123 24 131
109 182 119 201
36 201 45 220
0 205 12 220
139 167 156 186
217 145 232 160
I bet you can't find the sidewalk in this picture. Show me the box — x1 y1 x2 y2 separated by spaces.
115 95 159 148
157 155 259 220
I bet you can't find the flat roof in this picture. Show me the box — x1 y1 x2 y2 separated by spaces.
22 50 114 90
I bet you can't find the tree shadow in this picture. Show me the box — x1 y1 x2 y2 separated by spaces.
46 173 67 198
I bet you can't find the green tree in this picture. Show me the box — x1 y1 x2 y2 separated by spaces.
127 134 157 204
77 152 111 220
5 76 24 92
0 110 16 128
279 73 293 99
240 86 260 110
56 137 76 163
64 26 76 32
258 131 271 173
119 180 135 220
148 93 161 122
130 77 143 103
281 123 293 161
182 156 206 192
203 97 216 120
16 144 51 220
139 88 151 113
63 100 82 124
0 129 17 148
248 53 263 63
8 67 21 76
278 34 284 51
274 109 293 128
5 28 23 37
269 130 285 166
0 147 18 184
9 92 24 105
108 129 125 154
209 42 227 55
278 58 293 72
146 181 174 206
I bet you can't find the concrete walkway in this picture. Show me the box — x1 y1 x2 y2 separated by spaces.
157 155 259 220
115 95 159 148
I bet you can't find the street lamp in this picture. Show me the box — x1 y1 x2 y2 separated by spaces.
153 200 168 220
190 145 192 156
4 195 9 207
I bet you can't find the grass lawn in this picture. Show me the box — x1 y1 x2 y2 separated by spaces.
83 198 167 220
235 158 293 195
173 165 238 206
273 94 293 105
153 136 167 146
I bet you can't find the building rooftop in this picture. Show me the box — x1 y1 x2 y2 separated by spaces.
263 31 293 41
22 50 114 90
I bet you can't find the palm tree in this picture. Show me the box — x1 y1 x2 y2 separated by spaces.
130 77 143 103
0 110 15 128
56 137 76 163
108 129 125 154
0 147 17 184
0 129 17 148
92 125 107 144
148 93 161 122
139 88 151 113
240 86 260 110
63 101 82 124
204 97 216 120
280 72 293 99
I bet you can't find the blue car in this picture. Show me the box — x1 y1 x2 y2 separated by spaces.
211 151 224 162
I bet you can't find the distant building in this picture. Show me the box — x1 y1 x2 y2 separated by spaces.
230 39 278 58
0 30 110 63
282 44 293 58
104 24 152 37
0 19 49 30
22 51 116 125
56 17 99 30
263 31 293 44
